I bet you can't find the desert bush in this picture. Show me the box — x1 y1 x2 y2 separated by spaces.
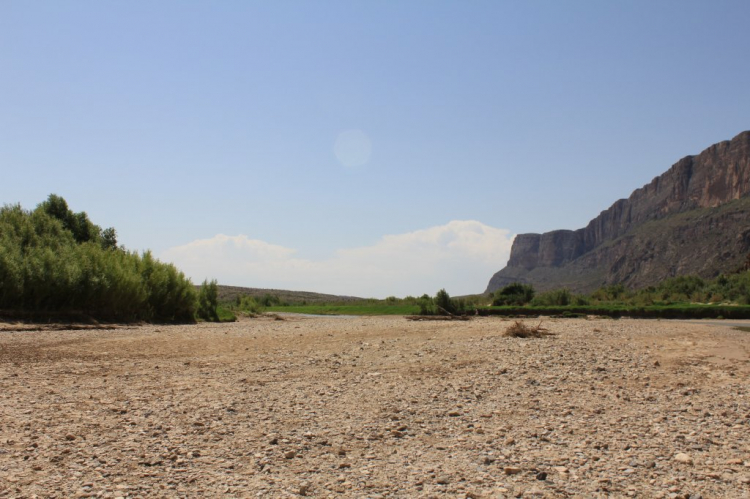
493 282 535 306
433 288 465 315
503 320 554 338
590 283 628 303
258 293 282 307
234 294 265 315
530 288 588 306
720 271 750 304
417 293 435 315
658 275 706 301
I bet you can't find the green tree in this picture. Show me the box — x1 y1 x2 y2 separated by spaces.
38 194 117 249
434 288 465 315
197 279 219 321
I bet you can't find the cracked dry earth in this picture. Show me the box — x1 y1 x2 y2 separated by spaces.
1 316 749 498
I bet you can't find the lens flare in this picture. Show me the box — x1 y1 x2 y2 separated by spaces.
334 129 372 168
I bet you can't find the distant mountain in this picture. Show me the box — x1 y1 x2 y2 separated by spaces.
486 131 750 293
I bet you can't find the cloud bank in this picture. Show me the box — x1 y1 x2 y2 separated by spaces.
160 221 514 298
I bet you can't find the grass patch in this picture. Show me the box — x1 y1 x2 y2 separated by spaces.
734 326 750 333
266 304 420 316
216 306 237 322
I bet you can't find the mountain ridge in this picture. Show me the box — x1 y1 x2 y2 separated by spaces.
487 131 750 293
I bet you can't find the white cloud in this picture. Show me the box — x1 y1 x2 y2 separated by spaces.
160 221 514 298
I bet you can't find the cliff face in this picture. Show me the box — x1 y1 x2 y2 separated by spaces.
486 131 750 293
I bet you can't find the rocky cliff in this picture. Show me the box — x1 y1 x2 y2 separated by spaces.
486 131 750 293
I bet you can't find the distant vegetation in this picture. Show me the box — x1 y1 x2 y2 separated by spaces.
486 273 750 319
258 273 750 320
491 273 750 308
259 289 481 317
0 195 196 322
491 282 535 306
215 285 362 305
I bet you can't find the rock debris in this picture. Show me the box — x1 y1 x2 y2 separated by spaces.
1 316 749 498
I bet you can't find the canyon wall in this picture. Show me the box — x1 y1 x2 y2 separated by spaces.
486 131 750 293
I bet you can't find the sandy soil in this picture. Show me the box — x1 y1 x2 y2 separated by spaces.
0 316 749 498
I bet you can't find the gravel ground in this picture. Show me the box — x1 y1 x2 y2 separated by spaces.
0 316 749 498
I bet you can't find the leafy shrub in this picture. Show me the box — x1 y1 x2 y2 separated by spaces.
197 279 219 321
493 282 535 306
257 293 282 307
530 288 589 307
430 289 466 315
532 288 567 306
658 275 706 301
417 293 435 315
434 289 453 314
590 284 628 303
234 294 265 315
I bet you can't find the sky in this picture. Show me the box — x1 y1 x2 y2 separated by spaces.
2 1 750 298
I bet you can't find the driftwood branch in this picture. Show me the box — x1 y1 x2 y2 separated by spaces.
405 315 470 321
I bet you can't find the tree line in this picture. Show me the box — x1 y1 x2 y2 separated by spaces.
0 195 197 322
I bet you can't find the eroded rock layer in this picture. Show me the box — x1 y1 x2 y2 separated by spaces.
487 131 750 293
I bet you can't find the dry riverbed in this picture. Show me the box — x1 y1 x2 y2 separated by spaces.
1 316 749 498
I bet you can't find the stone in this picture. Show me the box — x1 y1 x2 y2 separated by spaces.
674 453 693 465
2 312 749 498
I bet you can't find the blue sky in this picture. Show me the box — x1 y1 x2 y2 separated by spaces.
2 1 750 297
